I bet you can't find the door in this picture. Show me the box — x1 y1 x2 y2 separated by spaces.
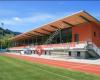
74 34 79 42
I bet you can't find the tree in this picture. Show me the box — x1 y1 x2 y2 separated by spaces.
0 34 14 49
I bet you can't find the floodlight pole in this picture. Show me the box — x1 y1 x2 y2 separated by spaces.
0 22 4 51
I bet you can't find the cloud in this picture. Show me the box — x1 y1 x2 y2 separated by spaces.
13 17 21 21
0 13 55 25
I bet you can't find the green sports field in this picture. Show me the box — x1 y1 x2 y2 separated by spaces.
0 56 100 80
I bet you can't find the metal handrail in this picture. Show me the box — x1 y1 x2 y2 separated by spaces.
87 41 100 56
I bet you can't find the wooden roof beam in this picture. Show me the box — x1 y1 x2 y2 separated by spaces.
79 15 91 22
25 34 35 37
34 31 49 35
16 36 30 40
62 21 74 27
28 32 42 36
41 28 53 33
50 25 60 29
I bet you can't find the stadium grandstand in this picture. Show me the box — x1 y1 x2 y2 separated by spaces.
8 11 100 59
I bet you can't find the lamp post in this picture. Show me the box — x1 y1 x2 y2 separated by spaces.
0 22 4 51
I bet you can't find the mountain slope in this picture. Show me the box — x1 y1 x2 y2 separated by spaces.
0 27 21 49
0 27 21 36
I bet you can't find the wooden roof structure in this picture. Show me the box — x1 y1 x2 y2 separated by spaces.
10 11 100 41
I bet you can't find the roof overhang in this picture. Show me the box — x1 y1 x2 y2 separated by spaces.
10 10 100 41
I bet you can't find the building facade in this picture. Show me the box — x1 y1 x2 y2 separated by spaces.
8 11 100 59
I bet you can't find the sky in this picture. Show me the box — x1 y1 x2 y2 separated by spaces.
0 1 100 32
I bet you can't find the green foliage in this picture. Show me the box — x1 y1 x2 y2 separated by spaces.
0 27 21 49
0 34 14 49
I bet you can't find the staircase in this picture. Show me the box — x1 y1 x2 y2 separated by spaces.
87 42 100 58
45 29 61 44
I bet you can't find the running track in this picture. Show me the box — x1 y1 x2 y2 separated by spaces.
1 53 100 75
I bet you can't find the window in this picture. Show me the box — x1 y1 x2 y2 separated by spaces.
69 51 71 56
77 52 80 57
61 28 72 43
94 32 96 37
74 34 79 42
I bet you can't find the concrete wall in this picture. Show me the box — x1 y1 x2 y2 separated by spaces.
69 51 86 59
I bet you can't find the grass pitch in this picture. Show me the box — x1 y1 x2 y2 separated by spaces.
0 55 100 80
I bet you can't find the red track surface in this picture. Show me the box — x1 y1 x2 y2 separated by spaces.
1 53 100 75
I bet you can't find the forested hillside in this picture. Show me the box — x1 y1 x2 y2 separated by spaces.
0 27 21 49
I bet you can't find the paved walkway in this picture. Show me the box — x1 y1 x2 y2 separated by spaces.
1 53 100 75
